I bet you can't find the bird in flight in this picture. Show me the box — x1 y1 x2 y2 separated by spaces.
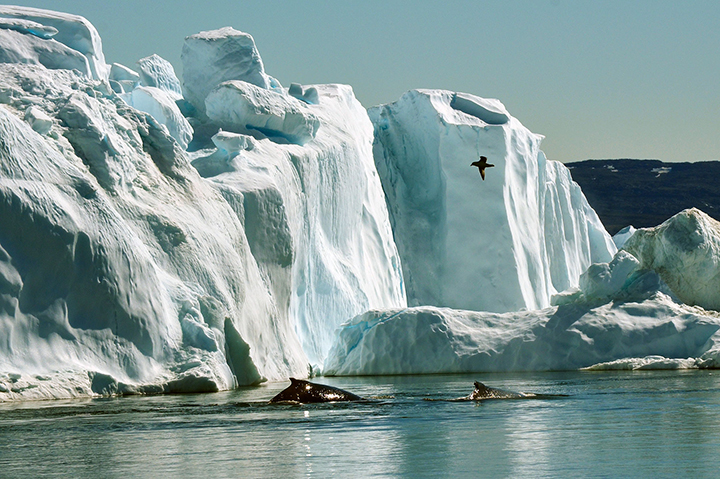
471 156 495 180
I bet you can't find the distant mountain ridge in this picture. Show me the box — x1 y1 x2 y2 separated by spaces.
565 159 720 235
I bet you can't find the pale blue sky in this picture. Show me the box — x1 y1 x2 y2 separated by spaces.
8 0 720 163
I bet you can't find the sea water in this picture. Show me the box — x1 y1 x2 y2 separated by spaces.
2 371 720 478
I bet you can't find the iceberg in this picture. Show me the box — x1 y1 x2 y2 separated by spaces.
0 63 311 400
324 233 720 375
623 208 720 311
324 298 720 375
370 89 616 313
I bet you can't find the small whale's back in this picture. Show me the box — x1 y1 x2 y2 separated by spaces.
470 381 528 400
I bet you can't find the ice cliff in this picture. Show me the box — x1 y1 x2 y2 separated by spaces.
0 10 403 400
370 90 616 313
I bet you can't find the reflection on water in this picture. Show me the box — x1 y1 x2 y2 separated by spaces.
2 371 720 478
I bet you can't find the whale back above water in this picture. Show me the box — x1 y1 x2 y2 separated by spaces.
269 378 363 403
469 381 531 400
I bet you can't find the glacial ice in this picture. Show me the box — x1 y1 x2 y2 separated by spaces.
0 26 90 77
192 81 407 367
325 209 720 376
136 54 183 101
107 54 190 149
0 5 109 80
624 208 720 311
0 19 403 399
23 105 53 135
289 83 320 105
110 62 140 83
0 63 308 399
0 17 57 39
181 27 280 116
370 89 616 313
613 225 637 249
324 241 720 375
205 80 320 145
123 85 193 150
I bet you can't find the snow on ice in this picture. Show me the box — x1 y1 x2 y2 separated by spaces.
2 7 720 400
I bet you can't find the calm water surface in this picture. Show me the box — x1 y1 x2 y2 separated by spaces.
2 371 720 478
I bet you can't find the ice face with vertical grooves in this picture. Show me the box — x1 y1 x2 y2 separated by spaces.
370 89 616 313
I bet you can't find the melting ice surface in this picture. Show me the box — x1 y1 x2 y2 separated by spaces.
2 6 720 401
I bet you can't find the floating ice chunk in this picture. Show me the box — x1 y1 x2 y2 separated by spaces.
624 208 720 311
324 296 720 375
205 80 320 145
450 92 509 124
0 17 57 39
24 105 53 135
136 54 183 101
182 27 274 115
582 356 698 370
651 166 672 177
126 86 193 149
0 6 109 79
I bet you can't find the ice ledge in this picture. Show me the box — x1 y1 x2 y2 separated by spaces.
450 92 509 125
